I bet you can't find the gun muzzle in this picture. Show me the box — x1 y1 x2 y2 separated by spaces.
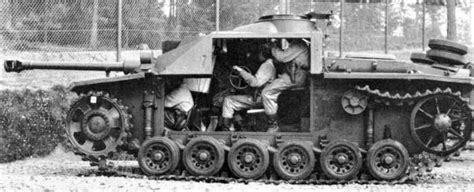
4 60 23 73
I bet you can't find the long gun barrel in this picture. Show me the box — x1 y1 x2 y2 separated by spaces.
4 59 142 73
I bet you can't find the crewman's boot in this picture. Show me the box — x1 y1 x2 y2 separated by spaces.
173 110 188 131
127 138 140 153
221 117 232 131
266 114 280 133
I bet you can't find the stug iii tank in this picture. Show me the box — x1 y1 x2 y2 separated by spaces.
4 13 473 183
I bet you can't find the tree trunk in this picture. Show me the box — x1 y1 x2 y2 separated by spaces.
470 0 474 45
90 0 99 49
279 0 287 14
446 0 456 41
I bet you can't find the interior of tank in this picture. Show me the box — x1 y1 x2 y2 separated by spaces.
165 37 311 132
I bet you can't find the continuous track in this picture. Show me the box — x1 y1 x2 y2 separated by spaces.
76 86 466 185
80 152 442 185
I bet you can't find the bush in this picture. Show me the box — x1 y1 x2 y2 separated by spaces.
0 86 76 163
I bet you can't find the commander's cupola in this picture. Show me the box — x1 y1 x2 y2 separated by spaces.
233 14 317 33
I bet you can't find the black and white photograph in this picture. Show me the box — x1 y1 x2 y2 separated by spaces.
0 0 473 191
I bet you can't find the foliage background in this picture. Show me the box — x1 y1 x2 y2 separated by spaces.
0 86 76 163
0 0 471 53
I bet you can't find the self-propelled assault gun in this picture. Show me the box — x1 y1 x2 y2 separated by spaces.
4 13 473 183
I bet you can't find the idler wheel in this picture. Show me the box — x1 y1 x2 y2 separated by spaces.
138 137 180 176
66 92 129 157
367 139 409 181
273 142 315 180
183 136 225 176
410 94 472 156
228 139 269 179
320 140 362 180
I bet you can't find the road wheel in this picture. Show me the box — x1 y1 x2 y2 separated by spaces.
183 136 225 176
228 139 270 179
273 141 315 180
367 139 409 181
320 140 362 180
428 39 468 55
138 137 180 176
410 52 435 65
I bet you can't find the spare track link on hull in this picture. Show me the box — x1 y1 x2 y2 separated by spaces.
68 91 133 168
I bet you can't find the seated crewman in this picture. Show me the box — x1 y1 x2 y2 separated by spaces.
220 45 276 131
164 79 194 131
261 39 310 133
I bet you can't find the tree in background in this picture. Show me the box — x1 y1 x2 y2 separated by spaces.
1 0 471 51
171 0 215 39
425 0 471 42
5 1 67 49
446 0 456 40
342 2 385 51
218 0 278 31
122 0 167 49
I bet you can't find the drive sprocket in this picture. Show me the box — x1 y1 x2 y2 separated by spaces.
66 91 131 159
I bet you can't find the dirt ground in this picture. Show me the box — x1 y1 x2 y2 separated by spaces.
0 146 473 192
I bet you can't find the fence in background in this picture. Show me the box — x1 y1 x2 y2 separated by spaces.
0 0 472 59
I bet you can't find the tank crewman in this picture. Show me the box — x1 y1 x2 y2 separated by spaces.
261 39 310 133
164 80 194 131
138 43 195 131
220 46 276 131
